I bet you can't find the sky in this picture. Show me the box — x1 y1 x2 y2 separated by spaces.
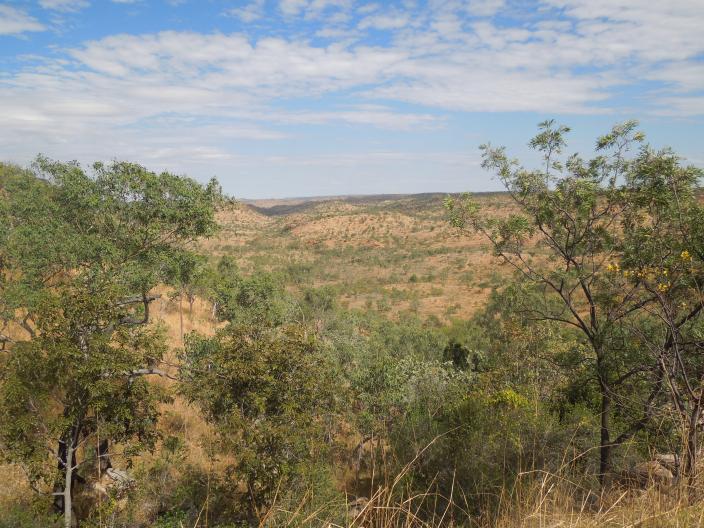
1 0 703 199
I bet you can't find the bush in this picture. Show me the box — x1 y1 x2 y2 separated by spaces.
180 324 342 521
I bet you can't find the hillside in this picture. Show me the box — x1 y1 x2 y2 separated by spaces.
204 193 514 321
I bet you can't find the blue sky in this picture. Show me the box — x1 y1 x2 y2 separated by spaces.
1 0 702 198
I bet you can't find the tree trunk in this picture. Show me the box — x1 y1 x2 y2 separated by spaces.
685 423 697 484
53 438 68 513
246 476 259 526
683 395 702 486
64 437 74 528
98 438 112 473
599 387 612 484
54 417 82 526
179 292 184 345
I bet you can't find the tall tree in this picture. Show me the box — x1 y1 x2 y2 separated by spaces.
446 121 699 482
0 159 219 526
619 149 704 483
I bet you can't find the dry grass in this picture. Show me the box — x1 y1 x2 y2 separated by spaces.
200 194 524 323
258 453 704 528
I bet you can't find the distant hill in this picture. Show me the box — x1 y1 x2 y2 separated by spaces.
242 191 506 217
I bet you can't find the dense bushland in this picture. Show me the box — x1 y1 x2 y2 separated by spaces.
0 121 703 527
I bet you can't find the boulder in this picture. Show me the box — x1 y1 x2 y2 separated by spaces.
105 467 134 489
618 460 674 488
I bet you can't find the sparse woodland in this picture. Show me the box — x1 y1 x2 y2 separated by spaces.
1 122 704 527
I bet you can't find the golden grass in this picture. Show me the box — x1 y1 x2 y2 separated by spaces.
258 451 704 528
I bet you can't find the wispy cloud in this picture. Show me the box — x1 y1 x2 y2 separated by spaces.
0 5 45 35
224 0 266 23
39 0 90 12
358 11 409 30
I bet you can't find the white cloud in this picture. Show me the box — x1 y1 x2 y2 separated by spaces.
645 62 704 95
0 31 439 181
357 3 380 15
651 96 704 117
0 5 45 35
62 32 406 95
278 0 352 19
464 0 505 17
315 26 360 39
224 0 266 23
271 105 441 130
543 0 704 63
39 0 90 12
359 12 410 30
279 0 308 16
5 1 697 121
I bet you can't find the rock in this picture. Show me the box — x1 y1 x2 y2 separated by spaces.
72 468 134 523
653 453 679 475
106 467 134 488
618 460 673 488
348 496 369 520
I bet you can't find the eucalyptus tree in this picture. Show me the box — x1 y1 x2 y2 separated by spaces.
446 121 697 482
0 159 219 526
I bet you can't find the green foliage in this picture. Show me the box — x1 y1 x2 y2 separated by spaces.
2 121 703 525
368 315 447 361
446 120 704 477
209 258 296 327
0 505 60 528
180 324 340 518
442 340 472 370
0 159 219 520
302 285 338 316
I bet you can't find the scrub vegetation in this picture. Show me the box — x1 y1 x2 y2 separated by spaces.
1 121 704 527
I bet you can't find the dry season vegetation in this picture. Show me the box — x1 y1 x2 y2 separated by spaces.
1 121 704 528
206 191 511 322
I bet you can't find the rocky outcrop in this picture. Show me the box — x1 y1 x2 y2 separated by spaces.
617 457 676 489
